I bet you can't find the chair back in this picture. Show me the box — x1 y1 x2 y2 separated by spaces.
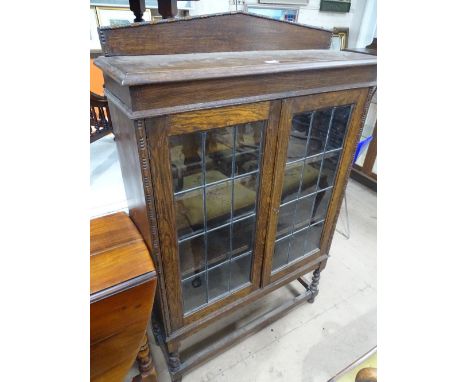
90 92 112 143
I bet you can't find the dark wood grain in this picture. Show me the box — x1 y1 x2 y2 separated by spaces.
145 117 184 331
108 104 151 249
130 65 375 117
351 165 377 190
110 104 174 335
251 100 282 287
94 50 375 86
98 12 332 57
345 37 377 56
101 63 376 121
261 99 294 287
288 87 365 113
168 102 271 135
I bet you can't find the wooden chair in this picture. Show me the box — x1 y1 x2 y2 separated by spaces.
90 91 113 143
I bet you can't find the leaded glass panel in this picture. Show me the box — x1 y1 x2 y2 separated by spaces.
272 105 353 273
170 121 265 314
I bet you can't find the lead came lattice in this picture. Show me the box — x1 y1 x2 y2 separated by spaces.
272 104 353 272
169 121 266 314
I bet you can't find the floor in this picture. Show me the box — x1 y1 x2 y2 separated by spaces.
91 135 377 382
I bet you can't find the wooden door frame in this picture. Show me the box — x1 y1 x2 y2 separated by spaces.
261 88 370 286
353 121 377 180
145 100 281 332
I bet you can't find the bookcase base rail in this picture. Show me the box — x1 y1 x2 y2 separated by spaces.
156 278 318 382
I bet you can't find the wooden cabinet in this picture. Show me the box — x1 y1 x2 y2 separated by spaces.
95 12 376 381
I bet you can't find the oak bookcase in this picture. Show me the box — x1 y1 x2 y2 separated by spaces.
95 12 377 381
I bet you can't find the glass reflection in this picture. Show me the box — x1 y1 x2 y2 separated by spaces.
174 188 204 239
230 253 252 291
307 109 332 157
182 272 207 313
299 155 322 197
179 235 205 279
206 225 230 267
311 189 332 223
293 195 315 231
319 151 340 190
288 228 309 262
326 105 352 151
286 113 312 162
303 222 324 254
169 133 203 193
208 262 230 301
281 161 304 203
206 180 232 230
272 237 290 271
233 174 257 218
206 127 234 181
232 216 255 256
276 201 297 239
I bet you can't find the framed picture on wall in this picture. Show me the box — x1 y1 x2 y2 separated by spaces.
95 7 151 27
247 6 298 22
330 27 349 51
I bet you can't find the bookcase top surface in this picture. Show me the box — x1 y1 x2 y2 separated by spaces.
95 49 377 87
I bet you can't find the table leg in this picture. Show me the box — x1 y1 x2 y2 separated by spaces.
133 332 158 382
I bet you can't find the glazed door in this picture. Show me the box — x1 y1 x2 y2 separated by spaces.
262 89 371 285
145 101 280 330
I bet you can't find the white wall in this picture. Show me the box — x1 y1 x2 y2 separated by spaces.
189 0 231 16
355 0 376 48
189 0 376 48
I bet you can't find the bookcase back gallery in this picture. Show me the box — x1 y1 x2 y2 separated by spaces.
95 12 376 382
